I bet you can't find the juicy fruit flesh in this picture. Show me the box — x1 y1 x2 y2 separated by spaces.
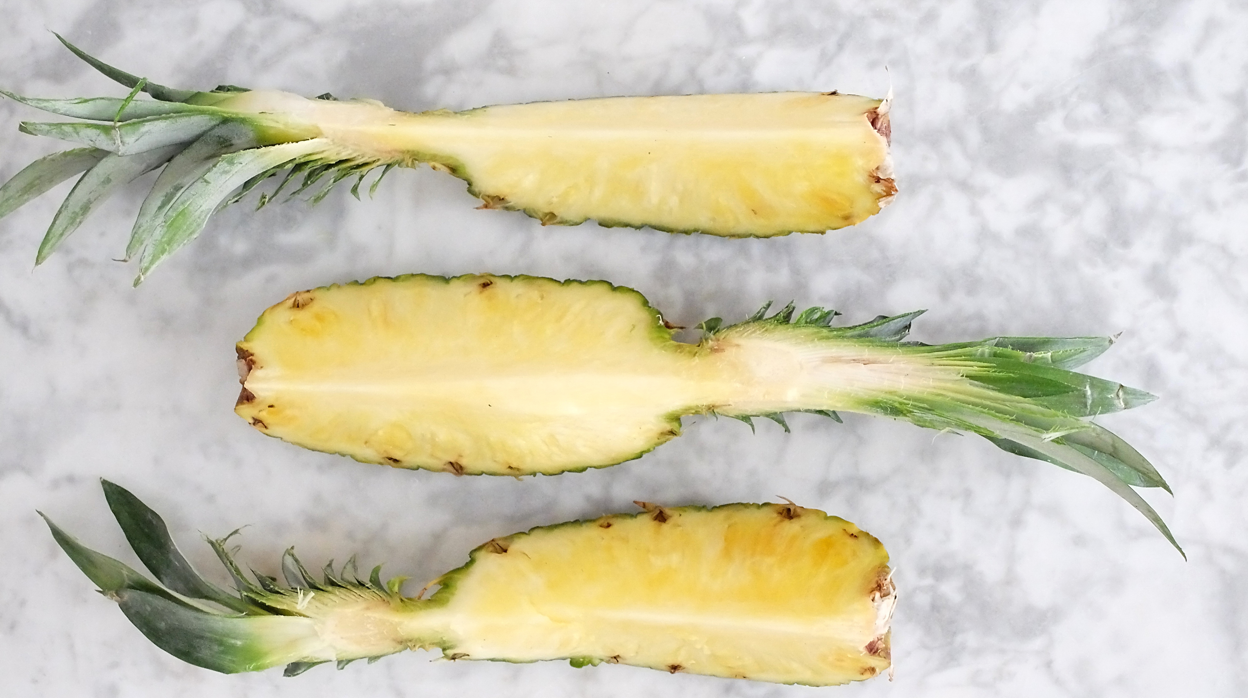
411 504 893 685
408 93 891 235
237 275 705 474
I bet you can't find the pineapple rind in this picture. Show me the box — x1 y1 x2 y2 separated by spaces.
46 483 893 686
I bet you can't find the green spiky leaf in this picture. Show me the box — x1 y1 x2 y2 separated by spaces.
52 33 201 103
20 113 225 155
0 147 107 220
1 90 216 121
40 512 186 603
824 310 924 341
729 414 756 433
126 122 261 259
136 138 332 282
284 661 328 677
760 413 791 433
101 480 253 613
970 336 1113 370
35 146 180 264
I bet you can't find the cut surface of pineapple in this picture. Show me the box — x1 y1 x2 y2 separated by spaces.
45 482 894 686
235 273 1180 553
0 36 893 282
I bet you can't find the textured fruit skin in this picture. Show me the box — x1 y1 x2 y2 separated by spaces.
45 483 895 686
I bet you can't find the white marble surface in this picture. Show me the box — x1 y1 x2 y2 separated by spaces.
1 0 1246 695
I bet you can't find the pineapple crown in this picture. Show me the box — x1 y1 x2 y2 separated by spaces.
0 35 393 283
698 301 1180 556
41 480 416 675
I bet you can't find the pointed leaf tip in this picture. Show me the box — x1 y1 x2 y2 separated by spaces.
35 146 182 265
0 147 108 221
284 661 327 677
52 33 198 103
728 414 756 434
137 138 331 279
761 413 791 433
829 309 925 341
100 480 251 612
39 510 191 603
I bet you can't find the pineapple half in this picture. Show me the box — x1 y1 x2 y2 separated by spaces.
43 481 896 686
235 273 1180 553
0 36 893 283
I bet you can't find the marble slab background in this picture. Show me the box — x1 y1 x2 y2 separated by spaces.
1 0 1245 696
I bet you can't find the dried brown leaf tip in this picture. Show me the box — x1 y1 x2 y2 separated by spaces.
870 169 898 202
289 291 313 309
235 387 256 407
776 497 802 520
476 194 507 210
667 664 684 674
633 501 669 523
445 461 466 476
872 568 895 600
483 538 510 554
235 347 256 382
867 101 891 143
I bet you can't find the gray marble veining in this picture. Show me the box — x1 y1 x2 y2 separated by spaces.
1 0 1245 695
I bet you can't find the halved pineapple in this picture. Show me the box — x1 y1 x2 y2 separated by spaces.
45 481 895 686
234 273 1180 552
0 36 893 281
